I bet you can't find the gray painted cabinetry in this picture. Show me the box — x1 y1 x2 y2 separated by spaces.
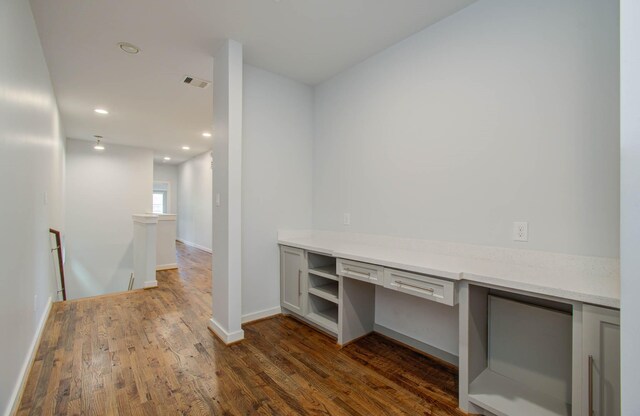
582 305 620 416
279 243 620 416
280 246 305 315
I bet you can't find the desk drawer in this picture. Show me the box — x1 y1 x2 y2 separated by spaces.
337 258 383 285
383 268 456 306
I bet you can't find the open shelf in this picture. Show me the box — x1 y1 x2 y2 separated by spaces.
309 282 339 304
306 309 338 334
469 369 571 416
305 252 339 334
306 294 338 334
308 265 338 281
463 290 574 416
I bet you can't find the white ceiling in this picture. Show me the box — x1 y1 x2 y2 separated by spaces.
30 0 475 164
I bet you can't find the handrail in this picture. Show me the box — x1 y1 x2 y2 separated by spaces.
49 228 67 301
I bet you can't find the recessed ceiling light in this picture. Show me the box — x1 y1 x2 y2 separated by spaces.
182 146 190 150
93 135 105 150
94 108 109 115
163 156 171 161
118 42 140 54
202 132 212 138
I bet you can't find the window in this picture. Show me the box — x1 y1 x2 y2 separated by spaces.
153 191 167 214
153 181 170 214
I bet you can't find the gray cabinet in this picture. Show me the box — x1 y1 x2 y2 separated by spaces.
280 246 458 343
337 258 383 285
383 268 457 306
280 246 306 315
582 305 620 416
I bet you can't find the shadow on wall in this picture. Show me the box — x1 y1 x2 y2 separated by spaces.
65 241 135 299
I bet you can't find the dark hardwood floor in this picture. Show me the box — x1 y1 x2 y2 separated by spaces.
17 242 465 415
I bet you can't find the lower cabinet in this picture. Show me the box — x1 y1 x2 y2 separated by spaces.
279 244 621 416
280 246 340 335
280 246 306 315
281 245 458 343
459 285 621 416
582 304 620 416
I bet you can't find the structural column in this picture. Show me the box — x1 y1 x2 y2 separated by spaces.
621 0 640 413
208 39 244 344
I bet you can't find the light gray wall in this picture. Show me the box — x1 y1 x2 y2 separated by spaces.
313 0 619 354
242 64 314 319
314 0 619 257
621 0 640 413
0 0 66 413
65 139 153 299
153 163 178 214
177 151 213 251
374 289 459 356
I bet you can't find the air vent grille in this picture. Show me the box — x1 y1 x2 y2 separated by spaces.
183 75 211 89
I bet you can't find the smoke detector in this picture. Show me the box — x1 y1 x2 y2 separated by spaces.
93 135 105 151
183 75 211 89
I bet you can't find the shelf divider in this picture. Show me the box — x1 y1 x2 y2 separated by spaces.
468 368 571 416
309 284 339 304
306 309 338 334
308 265 338 281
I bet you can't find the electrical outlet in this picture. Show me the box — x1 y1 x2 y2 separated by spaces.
343 213 351 226
513 221 529 242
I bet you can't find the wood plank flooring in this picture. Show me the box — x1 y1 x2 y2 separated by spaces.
17 242 466 415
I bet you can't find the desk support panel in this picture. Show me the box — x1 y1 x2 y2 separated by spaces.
339 276 375 346
459 282 489 412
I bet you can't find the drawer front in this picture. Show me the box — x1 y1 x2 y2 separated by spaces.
383 268 456 306
337 258 383 285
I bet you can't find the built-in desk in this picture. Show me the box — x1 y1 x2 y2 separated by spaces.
278 230 620 416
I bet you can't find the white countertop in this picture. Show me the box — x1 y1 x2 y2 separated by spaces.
278 230 620 308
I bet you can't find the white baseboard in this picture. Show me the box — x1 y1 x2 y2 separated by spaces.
176 239 212 253
156 263 178 271
242 306 281 324
144 280 158 289
5 296 53 416
208 318 244 344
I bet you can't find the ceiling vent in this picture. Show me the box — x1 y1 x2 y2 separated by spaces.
183 75 211 89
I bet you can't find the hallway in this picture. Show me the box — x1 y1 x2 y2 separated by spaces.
17 242 463 415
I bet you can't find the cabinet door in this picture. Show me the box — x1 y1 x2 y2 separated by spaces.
582 305 620 416
280 246 305 315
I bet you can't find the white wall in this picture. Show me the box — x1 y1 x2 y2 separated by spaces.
177 151 212 251
620 0 640 413
242 64 314 320
65 139 153 299
153 163 178 214
0 1 66 414
313 0 619 355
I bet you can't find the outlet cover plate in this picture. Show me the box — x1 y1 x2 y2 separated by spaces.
513 221 529 242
